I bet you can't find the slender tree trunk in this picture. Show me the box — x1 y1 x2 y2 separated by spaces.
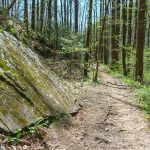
0 0 16 22
84 0 93 77
75 0 78 33
54 0 59 50
24 0 28 34
133 0 138 47
111 0 118 68
69 0 72 29
147 17 150 48
36 0 39 31
60 0 63 26
40 0 45 35
135 0 146 82
31 0 35 31
122 0 127 75
104 0 109 65
47 0 52 34
64 0 67 26
115 0 120 63
93 0 97 56
7 0 17 12
127 0 133 45
98 0 103 62
94 0 110 81
2 0 4 8
100 0 104 63
66 0 69 27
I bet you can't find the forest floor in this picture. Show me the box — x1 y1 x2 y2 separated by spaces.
3 70 150 150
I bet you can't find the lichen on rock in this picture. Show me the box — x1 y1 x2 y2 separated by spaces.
0 31 79 132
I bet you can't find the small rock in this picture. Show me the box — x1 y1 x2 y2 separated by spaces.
23 145 28 150
105 128 109 132
0 145 6 150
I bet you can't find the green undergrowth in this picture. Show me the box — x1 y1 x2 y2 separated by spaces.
101 64 150 120
7 113 68 143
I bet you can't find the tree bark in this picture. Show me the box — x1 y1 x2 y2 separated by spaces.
31 0 35 31
54 0 59 50
24 0 28 34
94 0 110 82
47 0 52 30
115 0 120 63
133 0 138 47
135 0 146 82
7 0 17 12
75 0 78 33
84 0 93 77
127 0 133 46
122 0 127 76
111 0 118 68
40 0 45 35
64 0 67 26
36 0 39 31
69 0 72 29
60 0 63 26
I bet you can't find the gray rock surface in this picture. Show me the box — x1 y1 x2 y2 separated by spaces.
0 31 79 132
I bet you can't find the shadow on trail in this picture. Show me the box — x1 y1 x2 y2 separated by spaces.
104 93 143 110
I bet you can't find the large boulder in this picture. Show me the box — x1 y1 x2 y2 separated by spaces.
0 31 79 132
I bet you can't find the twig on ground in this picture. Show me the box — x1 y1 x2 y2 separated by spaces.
106 81 128 87
101 82 128 89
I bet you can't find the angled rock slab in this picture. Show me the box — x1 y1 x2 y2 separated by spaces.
0 31 79 132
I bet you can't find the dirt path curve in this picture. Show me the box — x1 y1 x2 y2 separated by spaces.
44 71 150 150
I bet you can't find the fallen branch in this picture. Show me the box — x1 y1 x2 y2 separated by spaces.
7 0 17 12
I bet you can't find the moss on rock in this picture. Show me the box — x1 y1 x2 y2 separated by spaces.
0 31 79 133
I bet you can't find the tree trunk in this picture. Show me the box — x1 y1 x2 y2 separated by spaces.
64 0 67 26
40 0 45 35
104 0 109 65
36 0 39 31
75 0 78 33
69 0 72 29
115 0 120 64
0 0 17 23
94 0 110 82
31 0 35 31
66 0 69 27
47 0 52 34
54 0 59 50
24 0 28 34
122 0 127 76
7 0 17 12
147 17 150 48
135 0 146 82
98 0 103 62
127 0 133 46
84 0 93 77
133 0 138 47
111 0 118 68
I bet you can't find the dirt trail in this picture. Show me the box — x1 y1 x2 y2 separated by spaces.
44 71 150 150
3 71 150 150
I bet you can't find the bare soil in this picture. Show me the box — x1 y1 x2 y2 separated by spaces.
2 71 150 150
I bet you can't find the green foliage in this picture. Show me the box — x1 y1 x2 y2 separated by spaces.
9 28 17 35
144 48 150 81
137 86 150 118
139 86 150 104
7 113 67 143
0 28 4 33
60 33 84 55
